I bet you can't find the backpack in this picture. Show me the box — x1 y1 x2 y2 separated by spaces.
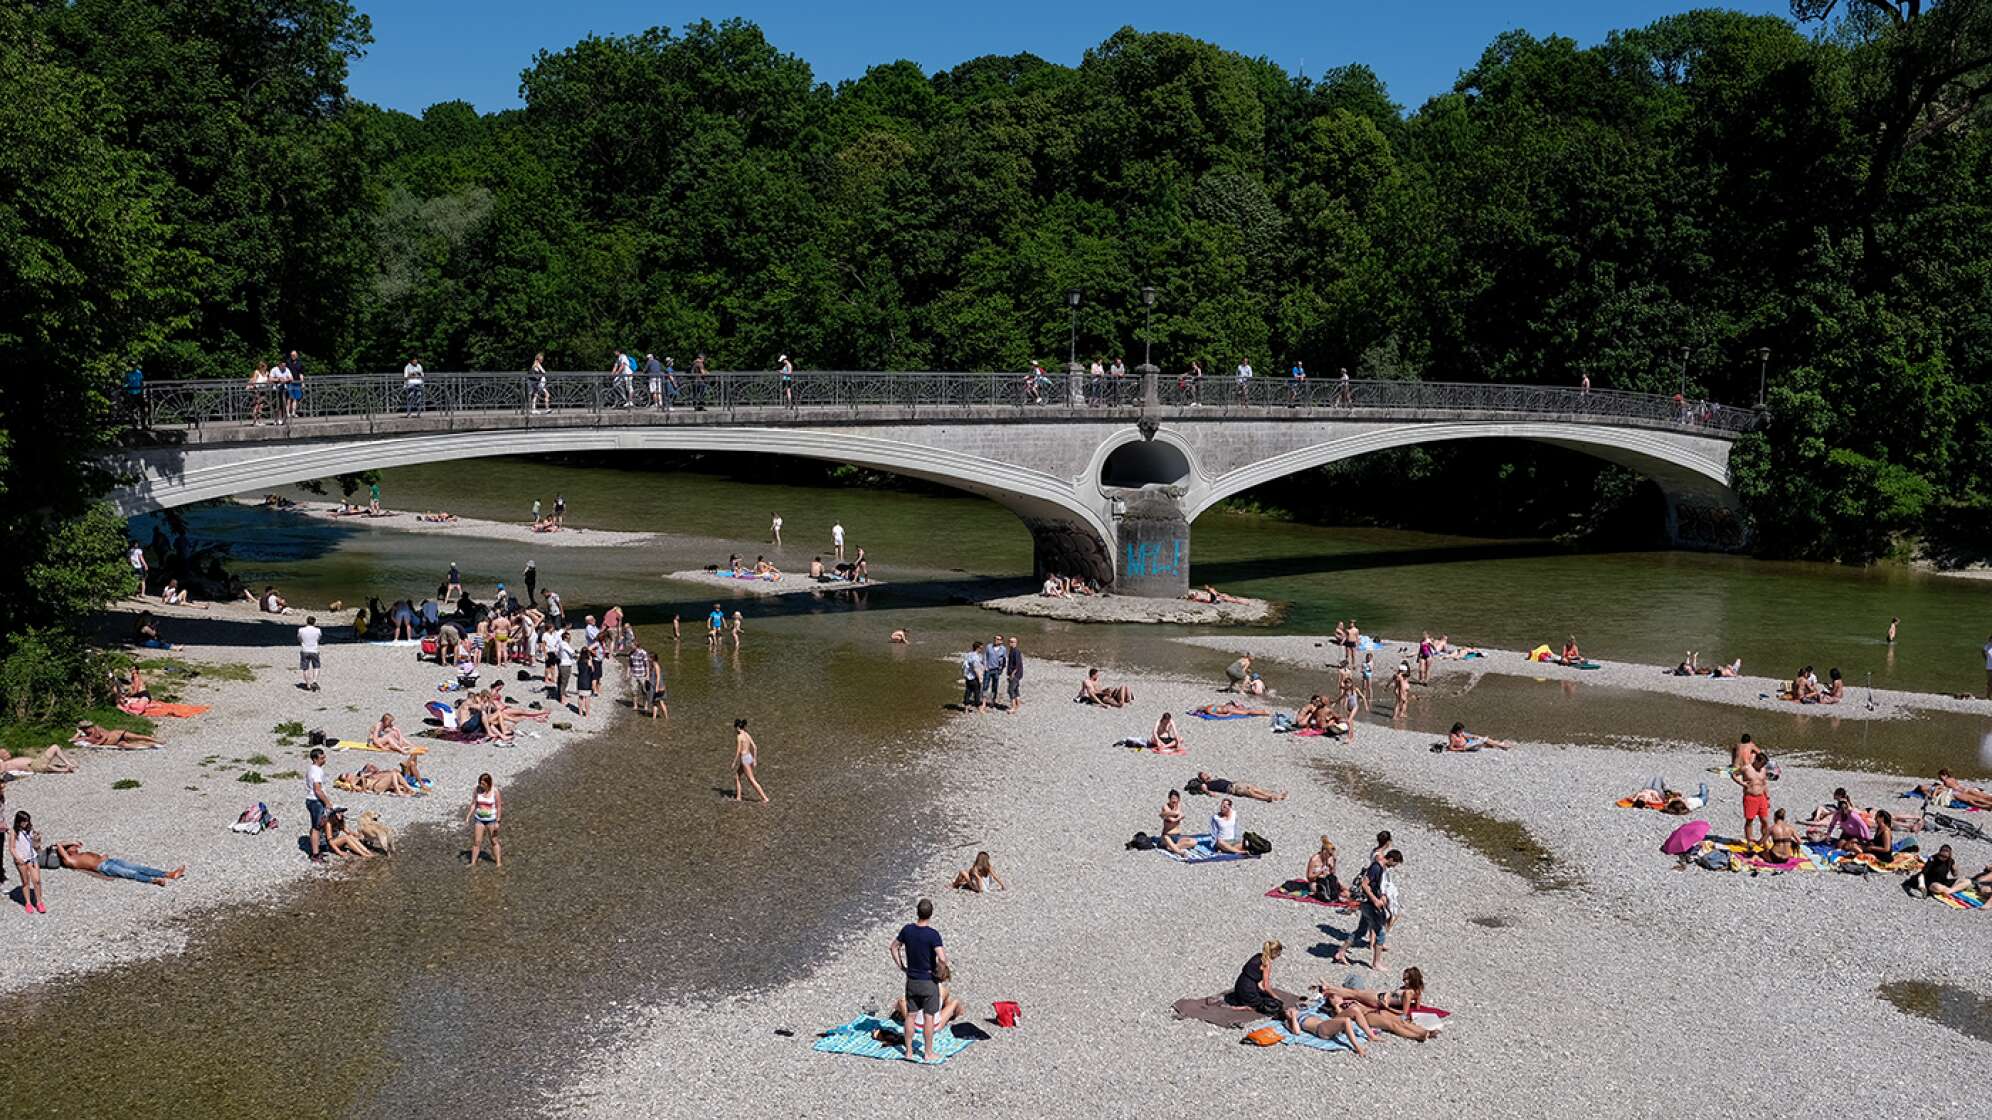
1126 832 1157 851
1697 848 1731 871
1243 832 1273 856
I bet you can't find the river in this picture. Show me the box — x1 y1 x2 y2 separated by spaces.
2 455 1988 1117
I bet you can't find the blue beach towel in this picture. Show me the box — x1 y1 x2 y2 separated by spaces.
1159 835 1256 864
1245 1000 1372 1053
1190 710 1263 721
813 1015 977 1064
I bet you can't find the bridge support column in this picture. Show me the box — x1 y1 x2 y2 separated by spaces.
1663 489 1750 551
1024 516 1115 590
1109 488 1191 597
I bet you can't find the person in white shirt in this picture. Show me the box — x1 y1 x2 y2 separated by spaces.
403 358 425 417
832 522 845 561
1210 798 1246 854
1235 359 1254 404
770 513 783 547
611 349 635 407
297 615 323 691
305 747 333 861
127 544 148 599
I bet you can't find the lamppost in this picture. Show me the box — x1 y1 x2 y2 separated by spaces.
1677 346 1691 400
1137 286 1159 407
1066 289 1082 372
1755 346 1770 408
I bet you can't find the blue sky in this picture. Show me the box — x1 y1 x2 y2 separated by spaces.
348 1 1798 116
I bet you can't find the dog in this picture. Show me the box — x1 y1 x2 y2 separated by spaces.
355 809 397 854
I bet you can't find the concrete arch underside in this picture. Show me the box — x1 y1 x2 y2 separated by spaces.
114 427 1119 585
1182 421 1735 521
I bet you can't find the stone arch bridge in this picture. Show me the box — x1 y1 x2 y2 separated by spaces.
112 371 1757 596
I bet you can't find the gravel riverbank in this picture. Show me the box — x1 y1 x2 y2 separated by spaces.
982 591 1273 625
239 498 661 548
561 657 1989 1118
664 570 888 597
1178 634 1992 721
0 598 618 996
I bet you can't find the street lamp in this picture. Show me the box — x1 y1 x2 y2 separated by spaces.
1755 346 1771 407
1677 346 1691 400
1066 289 1082 371
1138 286 1158 373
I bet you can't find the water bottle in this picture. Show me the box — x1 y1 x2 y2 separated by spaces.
863 995 879 1020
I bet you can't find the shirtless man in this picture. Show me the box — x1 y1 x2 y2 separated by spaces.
49 841 186 885
1729 733 1763 773
1732 750 1772 849
1195 700 1271 717
1919 769 1992 810
1077 669 1133 708
72 721 160 749
1192 770 1287 802
1765 808 1802 862
1444 722 1512 751
1157 789 1195 855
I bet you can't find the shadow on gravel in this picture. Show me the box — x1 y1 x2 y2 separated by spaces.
1877 980 1992 1044
1313 761 1582 893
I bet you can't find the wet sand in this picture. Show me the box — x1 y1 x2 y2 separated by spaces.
566 659 1991 1117
0 598 617 995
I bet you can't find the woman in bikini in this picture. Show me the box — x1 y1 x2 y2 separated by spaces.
323 808 375 859
342 765 420 796
1838 808 1896 858
1158 789 1195 855
369 712 418 754
950 850 1008 893
1149 712 1184 754
1305 837 1344 902
733 719 769 804
1193 700 1271 717
1314 968 1439 1041
465 772 502 867
0 746 78 775
72 722 160 749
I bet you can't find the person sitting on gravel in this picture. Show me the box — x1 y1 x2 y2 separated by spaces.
1188 771 1287 802
892 982 963 1033
322 807 376 859
71 722 160 749
1559 636 1584 666
1294 693 1331 731
1305 837 1345 902
1819 668 1846 705
1836 808 1896 858
1227 939 1287 1016
1765 808 1803 861
369 712 419 754
0 745 78 774
1076 668 1133 707
949 850 1007 893
1917 770 1992 810
1148 712 1184 754
1443 722 1513 751
1904 844 1963 898
1210 798 1248 854
1191 701 1271 718
1158 789 1196 855
49 841 185 885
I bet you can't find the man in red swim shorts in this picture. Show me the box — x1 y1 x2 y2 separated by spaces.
1732 751 1773 850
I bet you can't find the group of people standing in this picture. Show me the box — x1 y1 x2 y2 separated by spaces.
960 636 1026 713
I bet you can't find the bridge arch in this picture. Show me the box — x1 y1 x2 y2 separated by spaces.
1181 420 1735 522
114 426 1120 585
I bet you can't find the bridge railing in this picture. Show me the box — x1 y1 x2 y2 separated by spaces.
134 371 1761 435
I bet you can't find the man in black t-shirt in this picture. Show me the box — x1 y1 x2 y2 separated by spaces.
890 897 949 1062
1334 849 1402 970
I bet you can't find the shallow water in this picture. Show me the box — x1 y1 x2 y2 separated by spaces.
10 455 1988 1115
1312 761 1580 893
1876 980 1992 1045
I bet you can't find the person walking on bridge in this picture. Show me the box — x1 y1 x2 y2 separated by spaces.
1235 357 1254 404
644 352 665 409
778 354 795 407
402 357 424 417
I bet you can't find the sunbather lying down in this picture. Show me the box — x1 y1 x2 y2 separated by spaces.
1193 701 1271 717
50 841 185 885
1919 770 1992 810
0 745 77 774
336 764 422 796
1623 779 1708 814
71 722 159 749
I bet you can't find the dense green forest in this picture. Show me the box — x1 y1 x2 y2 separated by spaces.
3 1 1991 703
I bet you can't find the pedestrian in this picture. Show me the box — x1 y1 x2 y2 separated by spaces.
368 480 382 515
297 614 323 692
531 351 551 412
573 639 594 717
554 628 576 704
447 562 462 603
1984 632 1992 699
465 773 502 868
663 356 679 410
644 352 664 408
1886 616 1898 644
553 494 565 528
890 898 948 1062
403 357 425 416
1579 371 1591 396
124 363 147 427
982 634 1007 712
270 357 296 422
1005 635 1025 714
12 811 44 914
691 353 709 411
778 353 795 407
127 542 149 599
629 643 658 717
523 560 537 605
730 610 744 650
1289 359 1306 404
544 588 564 627
832 520 845 561
304 748 333 862
961 641 985 711
733 718 768 803
1334 848 1402 969
1733 750 1772 849
610 349 635 408
531 498 541 525
707 602 724 649
770 512 783 548
1235 357 1253 403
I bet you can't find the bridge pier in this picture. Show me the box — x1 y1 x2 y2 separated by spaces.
1662 490 1751 551
1108 488 1191 598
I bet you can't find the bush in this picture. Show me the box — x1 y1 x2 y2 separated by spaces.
237 771 267 784
0 628 117 725
112 779 141 790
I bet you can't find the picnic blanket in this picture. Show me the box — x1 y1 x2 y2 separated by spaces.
1171 990 1307 1029
117 699 209 718
1265 880 1360 910
1160 835 1257 864
812 1016 979 1063
1800 841 1925 875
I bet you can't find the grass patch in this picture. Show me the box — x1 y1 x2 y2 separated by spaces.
236 771 267 784
246 753 273 766
137 657 256 682
112 778 141 790
272 720 305 737
0 706 155 752
269 769 301 780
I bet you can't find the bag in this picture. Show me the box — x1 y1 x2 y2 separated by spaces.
39 844 61 870
421 637 439 657
992 1000 1022 1028
1126 831 1156 851
1243 831 1273 856
1243 1026 1283 1047
1184 776 1207 795
1697 848 1731 871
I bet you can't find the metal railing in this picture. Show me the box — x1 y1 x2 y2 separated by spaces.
131 370 1762 436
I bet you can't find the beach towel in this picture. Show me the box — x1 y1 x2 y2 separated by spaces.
1935 890 1986 910
1171 991 1308 1029
416 728 487 743
1189 709 1264 721
118 699 210 718
1243 998 1450 1052
334 738 429 756
1114 736 1186 755
1293 728 1326 738
423 700 459 730
812 1016 978 1064
1527 644 1554 662
1160 835 1256 863
1264 880 1360 910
